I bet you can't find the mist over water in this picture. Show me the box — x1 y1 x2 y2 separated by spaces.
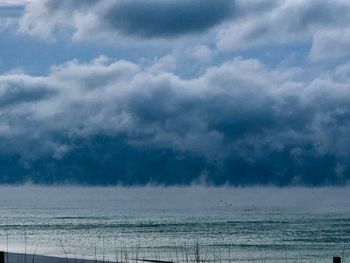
0 186 349 262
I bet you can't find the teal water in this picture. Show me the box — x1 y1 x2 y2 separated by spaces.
0 186 349 263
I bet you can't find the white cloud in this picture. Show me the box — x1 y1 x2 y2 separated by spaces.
217 0 350 55
0 0 31 7
17 0 350 60
310 29 350 60
191 45 214 62
0 55 350 163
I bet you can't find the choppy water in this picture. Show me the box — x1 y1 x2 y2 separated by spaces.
0 186 349 263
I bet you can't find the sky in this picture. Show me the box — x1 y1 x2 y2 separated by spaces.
1 0 350 186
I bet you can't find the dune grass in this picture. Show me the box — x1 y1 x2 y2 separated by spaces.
3 236 348 263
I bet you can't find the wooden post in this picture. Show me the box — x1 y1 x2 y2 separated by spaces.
333 256 341 263
0 251 4 263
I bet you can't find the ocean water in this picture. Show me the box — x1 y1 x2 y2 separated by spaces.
0 186 349 263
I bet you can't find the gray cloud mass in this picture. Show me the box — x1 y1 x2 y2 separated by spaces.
0 57 350 185
103 0 233 37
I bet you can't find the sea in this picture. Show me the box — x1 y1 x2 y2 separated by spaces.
0 186 349 263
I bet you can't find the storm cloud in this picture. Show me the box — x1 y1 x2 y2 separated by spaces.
0 57 350 185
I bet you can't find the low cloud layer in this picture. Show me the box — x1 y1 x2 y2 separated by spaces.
1 57 350 185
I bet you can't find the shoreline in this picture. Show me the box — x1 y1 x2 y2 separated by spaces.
6 252 99 263
4 252 177 263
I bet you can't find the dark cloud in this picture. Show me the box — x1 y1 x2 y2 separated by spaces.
0 83 55 107
0 136 345 186
103 0 234 37
0 57 350 186
19 0 234 39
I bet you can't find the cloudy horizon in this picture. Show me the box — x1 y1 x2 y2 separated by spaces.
0 0 350 186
